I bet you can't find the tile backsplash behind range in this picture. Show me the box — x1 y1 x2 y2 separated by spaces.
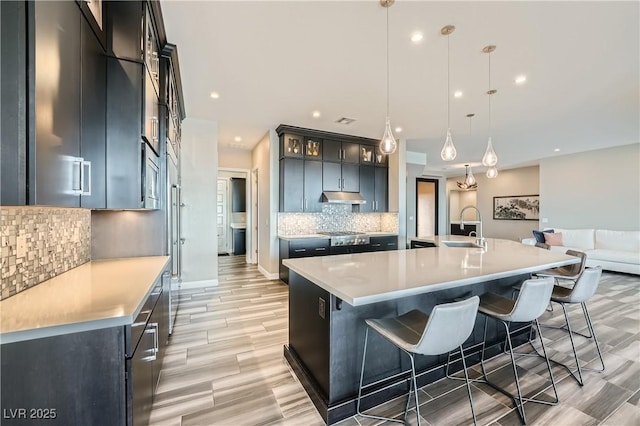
0 207 90 300
278 204 399 235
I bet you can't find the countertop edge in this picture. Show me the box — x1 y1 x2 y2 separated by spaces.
0 256 170 345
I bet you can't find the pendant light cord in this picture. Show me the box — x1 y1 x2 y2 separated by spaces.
386 5 390 118
488 51 492 133
447 33 450 128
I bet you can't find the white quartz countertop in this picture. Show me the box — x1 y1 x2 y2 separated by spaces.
283 236 578 306
0 256 170 344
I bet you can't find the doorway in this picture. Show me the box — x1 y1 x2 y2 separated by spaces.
416 178 439 236
217 169 251 258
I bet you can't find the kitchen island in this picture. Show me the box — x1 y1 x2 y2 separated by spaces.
282 236 578 424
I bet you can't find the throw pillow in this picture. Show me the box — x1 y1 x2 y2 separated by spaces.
533 229 554 243
544 232 563 246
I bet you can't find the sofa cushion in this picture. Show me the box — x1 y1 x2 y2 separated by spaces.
554 228 595 250
588 249 640 265
595 230 640 252
533 229 553 243
544 232 563 246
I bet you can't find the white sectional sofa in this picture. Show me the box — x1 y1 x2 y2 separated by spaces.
523 228 640 275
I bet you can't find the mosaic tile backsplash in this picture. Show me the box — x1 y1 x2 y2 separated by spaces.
278 204 399 235
1 207 90 300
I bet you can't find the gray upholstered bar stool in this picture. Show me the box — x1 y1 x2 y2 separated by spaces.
357 296 480 426
544 266 605 386
477 277 558 425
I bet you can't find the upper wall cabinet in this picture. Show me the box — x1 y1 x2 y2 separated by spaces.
161 43 185 161
29 1 106 207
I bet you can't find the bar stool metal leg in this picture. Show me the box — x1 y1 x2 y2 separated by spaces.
582 302 605 373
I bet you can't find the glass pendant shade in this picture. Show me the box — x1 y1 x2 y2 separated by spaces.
440 128 457 161
379 117 397 154
482 137 498 166
486 165 498 178
465 167 476 186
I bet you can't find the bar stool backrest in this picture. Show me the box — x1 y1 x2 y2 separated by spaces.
509 277 555 322
565 250 588 277
564 266 602 303
415 296 480 356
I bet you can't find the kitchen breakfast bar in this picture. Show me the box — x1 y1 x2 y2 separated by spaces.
282 236 579 424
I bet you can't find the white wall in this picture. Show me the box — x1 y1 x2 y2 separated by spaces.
219 147 252 170
540 144 640 230
251 130 279 279
448 165 540 241
180 118 218 285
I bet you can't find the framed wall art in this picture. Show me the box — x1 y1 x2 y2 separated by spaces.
493 195 540 220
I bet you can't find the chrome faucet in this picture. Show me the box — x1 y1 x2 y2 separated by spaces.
460 205 485 247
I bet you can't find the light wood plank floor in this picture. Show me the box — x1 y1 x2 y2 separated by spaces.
150 256 640 426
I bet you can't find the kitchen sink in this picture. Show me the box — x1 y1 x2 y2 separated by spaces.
441 241 483 248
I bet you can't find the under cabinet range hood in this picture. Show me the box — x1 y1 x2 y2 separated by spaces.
321 191 366 204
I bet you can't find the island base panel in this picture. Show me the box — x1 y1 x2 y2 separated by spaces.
287 271 533 425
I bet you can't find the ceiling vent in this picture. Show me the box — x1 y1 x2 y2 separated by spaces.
335 117 356 125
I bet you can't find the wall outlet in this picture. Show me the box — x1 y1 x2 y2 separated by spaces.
16 235 26 258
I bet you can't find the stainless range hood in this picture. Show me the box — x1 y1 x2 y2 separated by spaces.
321 191 366 204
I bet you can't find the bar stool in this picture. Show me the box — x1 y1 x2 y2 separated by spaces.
357 296 480 426
544 266 605 386
477 277 558 425
534 250 587 283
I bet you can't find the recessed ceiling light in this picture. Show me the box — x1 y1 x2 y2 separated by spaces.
210 92 220 99
515 75 527 85
454 90 463 98
312 111 321 118
234 136 242 142
410 32 424 43
395 127 402 133
554 148 560 152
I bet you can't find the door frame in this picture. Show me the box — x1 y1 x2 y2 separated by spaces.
415 178 439 236
218 167 252 262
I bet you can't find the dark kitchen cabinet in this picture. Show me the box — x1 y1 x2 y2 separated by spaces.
33 1 82 207
369 235 398 251
323 162 359 193
0 268 169 426
143 69 160 155
80 14 107 208
279 238 330 283
323 140 359 163
105 1 143 62
106 58 144 208
280 158 323 212
163 44 185 160
281 134 322 160
359 166 388 212
231 178 246 212
1 1 28 205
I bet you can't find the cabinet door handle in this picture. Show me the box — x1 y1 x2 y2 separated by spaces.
81 160 92 196
304 199 308 210
315 247 326 251
294 248 306 253
72 157 83 193
341 178 345 189
301 198 304 210
371 243 381 247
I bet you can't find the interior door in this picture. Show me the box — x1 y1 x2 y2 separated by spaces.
217 179 229 254
416 178 439 237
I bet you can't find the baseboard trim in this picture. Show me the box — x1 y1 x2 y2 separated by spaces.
258 264 279 280
181 278 219 288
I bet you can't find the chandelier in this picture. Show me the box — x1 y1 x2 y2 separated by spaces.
379 0 397 155
457 165 477 190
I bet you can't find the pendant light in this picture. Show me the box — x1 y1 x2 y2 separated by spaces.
379 0 396 155
486 165 499 178
482 45 498 167
440 25 457 161
457 165 477 190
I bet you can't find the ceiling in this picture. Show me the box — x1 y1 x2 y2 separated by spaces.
161 1 639 175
